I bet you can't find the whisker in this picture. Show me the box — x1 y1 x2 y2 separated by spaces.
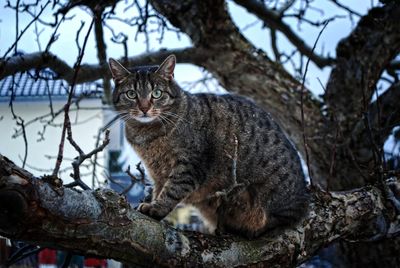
103 112 131 128
114 112 134 124
158 115 173 126
159 114 178 130
157 116 168 135
162 111 191 125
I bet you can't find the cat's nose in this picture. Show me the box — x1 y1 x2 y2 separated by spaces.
139 100 151 114
140 106 150 114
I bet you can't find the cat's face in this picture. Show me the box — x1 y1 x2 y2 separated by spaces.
109 55 179 124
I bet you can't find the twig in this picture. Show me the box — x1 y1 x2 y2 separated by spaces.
122 163 147 195
107 175 126 190
136 162 146 182
241 19 260 32
65 113 84 155
64 128 110 190
6 246 43 266
2 1 51 59
270 29 281 63
233 0 334 68
329 0 362 17
43 13 66 53
9 76 28 168
74 21 86 54
45 80 55 117
300 21 329 187
6 244 36 265
52 19 94 177
33 13 44 51
91 113 120 187
18 154 88 175
15 0 20 54
206 134 245 201
12 97 107 139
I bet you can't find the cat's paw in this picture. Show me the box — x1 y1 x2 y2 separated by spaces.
137 202 152 214
137 202 168 220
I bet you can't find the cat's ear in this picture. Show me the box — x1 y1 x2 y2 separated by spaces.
109 58 131 84
156 55 176 80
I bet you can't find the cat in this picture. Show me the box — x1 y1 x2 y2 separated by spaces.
108 55 310 238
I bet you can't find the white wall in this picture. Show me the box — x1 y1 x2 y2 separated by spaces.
0 99 105 187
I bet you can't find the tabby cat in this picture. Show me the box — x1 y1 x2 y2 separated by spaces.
109 55 309 238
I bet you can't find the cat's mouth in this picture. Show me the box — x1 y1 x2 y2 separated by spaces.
129 108 161 124
135 114 157 123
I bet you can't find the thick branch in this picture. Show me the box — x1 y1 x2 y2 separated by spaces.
324 3 400 134
93 7 112 103
0 48 202 83
368 83 400 139
0 154 396 267
233 0 334 68
351 82 400 165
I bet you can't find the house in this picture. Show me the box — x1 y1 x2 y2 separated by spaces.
0 69 108 186
0 68 147 200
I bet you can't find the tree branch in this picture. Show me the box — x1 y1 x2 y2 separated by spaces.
233 0 334 68
0 154 397 267
92 6 112 103
368 84 400 140
324 3 400 135
351 82 400 165
0 47 202 83
329 0 362 17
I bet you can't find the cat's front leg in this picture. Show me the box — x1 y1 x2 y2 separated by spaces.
137 171 200 220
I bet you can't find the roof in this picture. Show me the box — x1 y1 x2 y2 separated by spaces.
0 69 103 102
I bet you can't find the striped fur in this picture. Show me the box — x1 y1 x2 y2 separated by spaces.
109 55 310 238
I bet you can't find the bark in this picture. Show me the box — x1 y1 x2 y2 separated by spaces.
0 154 396 268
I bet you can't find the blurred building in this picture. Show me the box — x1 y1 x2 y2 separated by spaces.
0 69 104 186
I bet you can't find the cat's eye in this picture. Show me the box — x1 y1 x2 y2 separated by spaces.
152 89 163 99
126 90 137 99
